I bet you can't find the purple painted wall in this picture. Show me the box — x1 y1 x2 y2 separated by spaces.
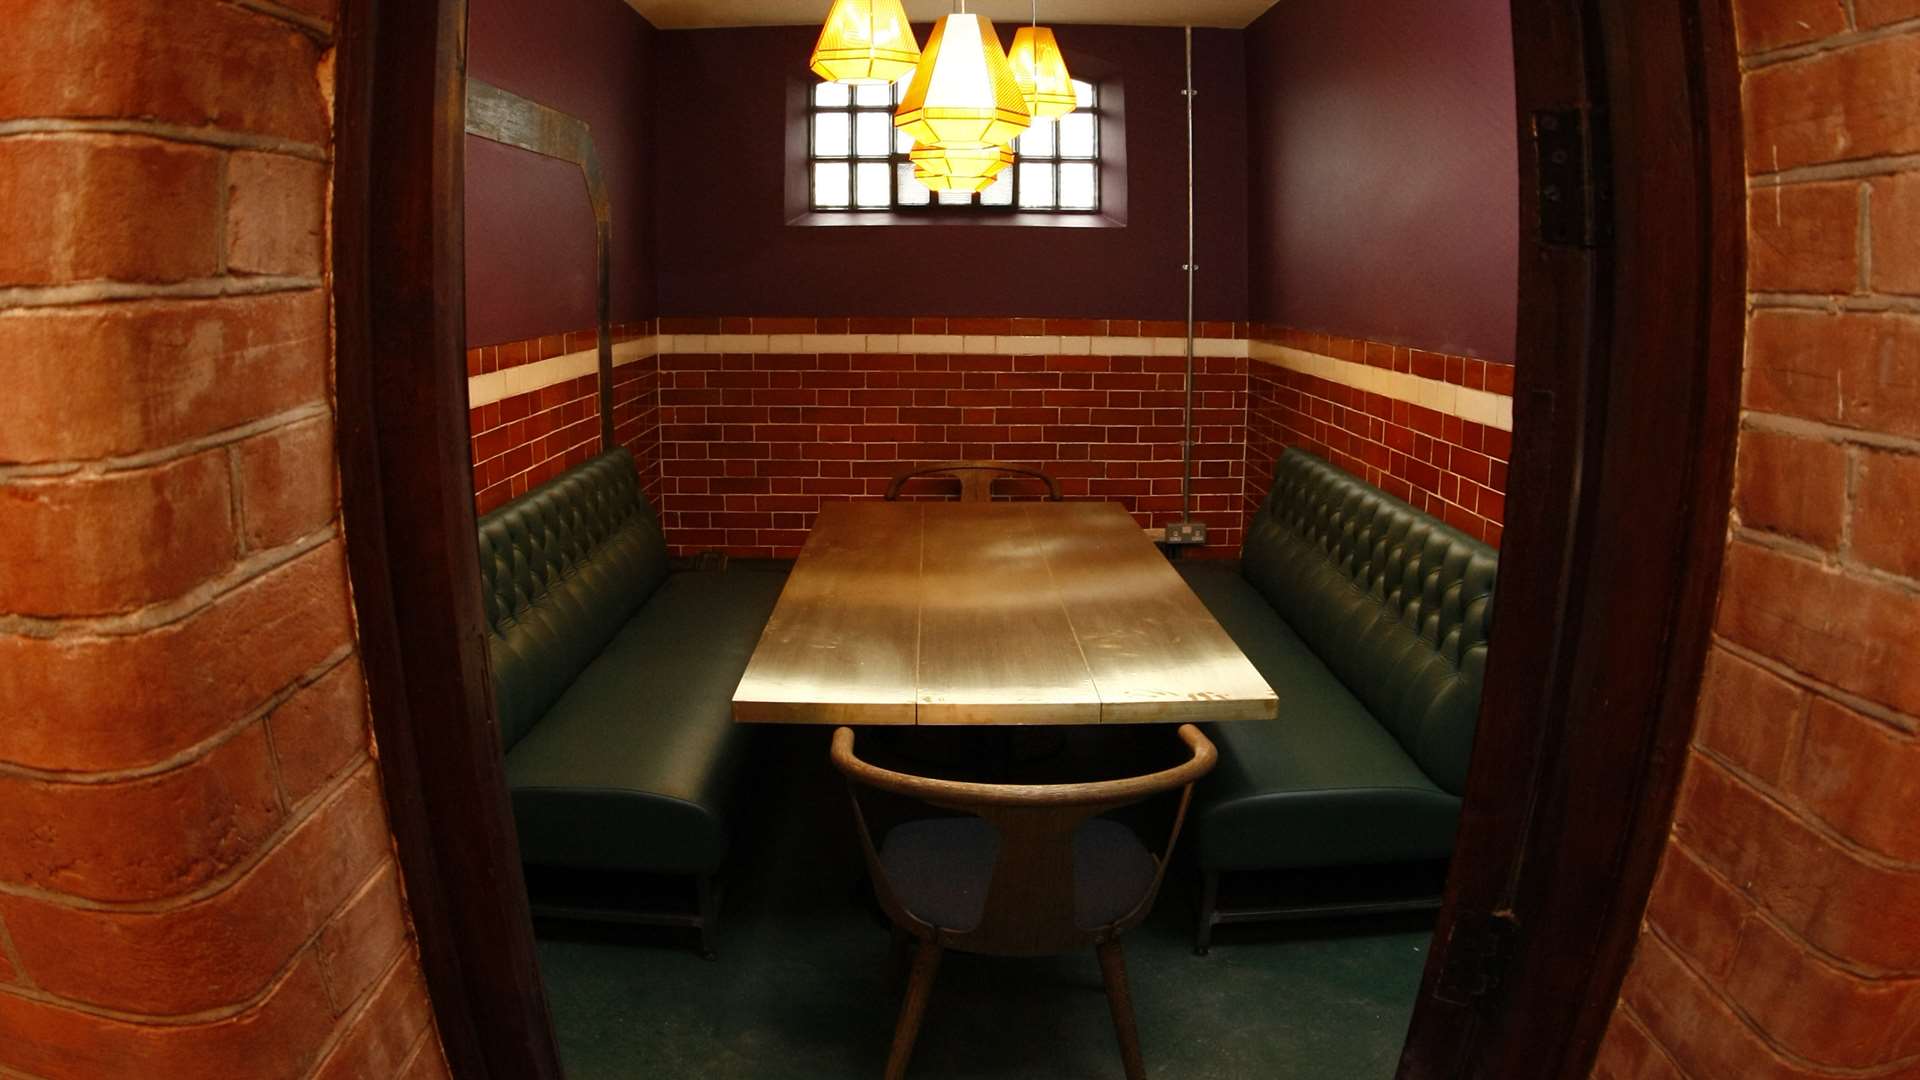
1244 0 1518 362
465 0 658 346
651 25 1248 322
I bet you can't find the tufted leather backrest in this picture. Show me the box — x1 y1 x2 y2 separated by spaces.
476 449 669 750
1240 450 1497 794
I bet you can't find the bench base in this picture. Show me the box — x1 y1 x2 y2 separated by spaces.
526 868 723 960
1192 866 1446 956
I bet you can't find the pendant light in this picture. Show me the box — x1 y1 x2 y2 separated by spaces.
1007 5 1076 120
910 142 1014 182
912 167 1001 194
809 0 921 85
894 9 1031 149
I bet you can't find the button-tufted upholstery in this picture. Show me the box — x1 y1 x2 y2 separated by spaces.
1179 449 1497 874
476 448 787 887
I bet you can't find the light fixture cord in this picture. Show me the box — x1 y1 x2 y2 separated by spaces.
1182 24 1196 526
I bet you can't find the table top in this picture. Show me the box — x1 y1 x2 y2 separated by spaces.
732 501 1278 726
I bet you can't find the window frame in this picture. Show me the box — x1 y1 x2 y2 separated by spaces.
806 77 1101 214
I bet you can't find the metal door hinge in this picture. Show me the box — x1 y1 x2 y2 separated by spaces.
1532 107 1610 249
1434 910 1519 1004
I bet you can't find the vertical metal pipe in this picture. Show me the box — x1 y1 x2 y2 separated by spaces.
1181 25 1197 523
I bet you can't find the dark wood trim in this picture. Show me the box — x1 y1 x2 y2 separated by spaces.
1397 1 1744 1076
332 1 566 1076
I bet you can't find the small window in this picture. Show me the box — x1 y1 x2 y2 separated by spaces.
809 78 1100 212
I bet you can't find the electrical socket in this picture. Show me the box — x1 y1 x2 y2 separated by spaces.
1163 520 1209 545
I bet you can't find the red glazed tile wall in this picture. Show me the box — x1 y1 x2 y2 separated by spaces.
0 2 448 1077
1247 330 1513 547
653 316 1249 559
1591 5 1920 1078
464 321 656 517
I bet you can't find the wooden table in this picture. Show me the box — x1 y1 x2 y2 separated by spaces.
732 501 1277 726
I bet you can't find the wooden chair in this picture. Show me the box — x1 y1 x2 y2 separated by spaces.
831 724 1218 1080
883 461 1063 502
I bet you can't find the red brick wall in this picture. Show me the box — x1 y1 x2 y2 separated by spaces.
651 316 1248 558
1247 327 1514 546
0 3 446 1078
1591 5 1920 1077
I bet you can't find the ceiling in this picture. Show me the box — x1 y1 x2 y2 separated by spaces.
625 0 1276 30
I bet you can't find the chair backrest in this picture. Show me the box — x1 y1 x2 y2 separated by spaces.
1241 449 1497 795
884 461 1063 502
476 448 669 750
831 725 1217 957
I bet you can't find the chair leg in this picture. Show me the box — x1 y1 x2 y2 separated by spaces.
696 876 719 961
1194 870 1219 956
884 940 943 1080
1096 939 1147 1080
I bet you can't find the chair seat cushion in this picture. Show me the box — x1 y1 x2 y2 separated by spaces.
1178 563 1463 871
879 817 1158 932
504 568 788 876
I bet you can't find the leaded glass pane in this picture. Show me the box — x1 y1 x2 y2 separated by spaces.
814 162 850 207
814 82 851 108
1059 163 1097 209
855 111 892 157
1018 162 1055 208
855 161 891 208
813 112 850 157
1058 112 1096 158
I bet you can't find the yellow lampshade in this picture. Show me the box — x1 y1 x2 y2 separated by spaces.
912 166 1000 194
894 13 1031 149
909 143 1014 182
1007 26 1077 120
809 0 921 84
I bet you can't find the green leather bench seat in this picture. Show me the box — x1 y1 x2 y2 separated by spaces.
1180 449 1497 875
504 569 787 875
477 448 785 880
1178 563 1464 870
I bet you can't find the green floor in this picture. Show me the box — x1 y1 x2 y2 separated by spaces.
533 730 1432 1079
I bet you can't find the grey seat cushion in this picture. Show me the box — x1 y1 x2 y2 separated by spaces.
1178 563 1462 871
879 817 1158 932
504 567 788 876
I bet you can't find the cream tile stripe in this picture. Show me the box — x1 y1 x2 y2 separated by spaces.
1250 342 1514 433
465 333 1251 407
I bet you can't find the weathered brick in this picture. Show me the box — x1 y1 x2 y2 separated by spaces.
268 655 369 806
1717 541 1920 717
1732 427 1848 548
1731 0 1850 53
315 862 410 1018
1850 447 1920 580
0 946 338 1080
0 292 332 464
0 0 330 145
0 136 221 287
0 721 283 903
1675 754 1920 971
226 151 327 277
0 450 235 616
1870 172 1920 297
1788 697 1920 862
1748 181 1860 293
233 415 338 552
1744 35 1920 173
0 765 389 1016
1590 1009 1687 1080
1855 0 1920 26
1747 310 1920 437
1720 887 1920 1067
1643 844 1752 981
1622 934 1830 1080
309 956 437 1080
0 540 356 773
1692 646 1807 785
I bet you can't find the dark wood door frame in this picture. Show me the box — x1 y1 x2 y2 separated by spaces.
328 1 1743 1077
